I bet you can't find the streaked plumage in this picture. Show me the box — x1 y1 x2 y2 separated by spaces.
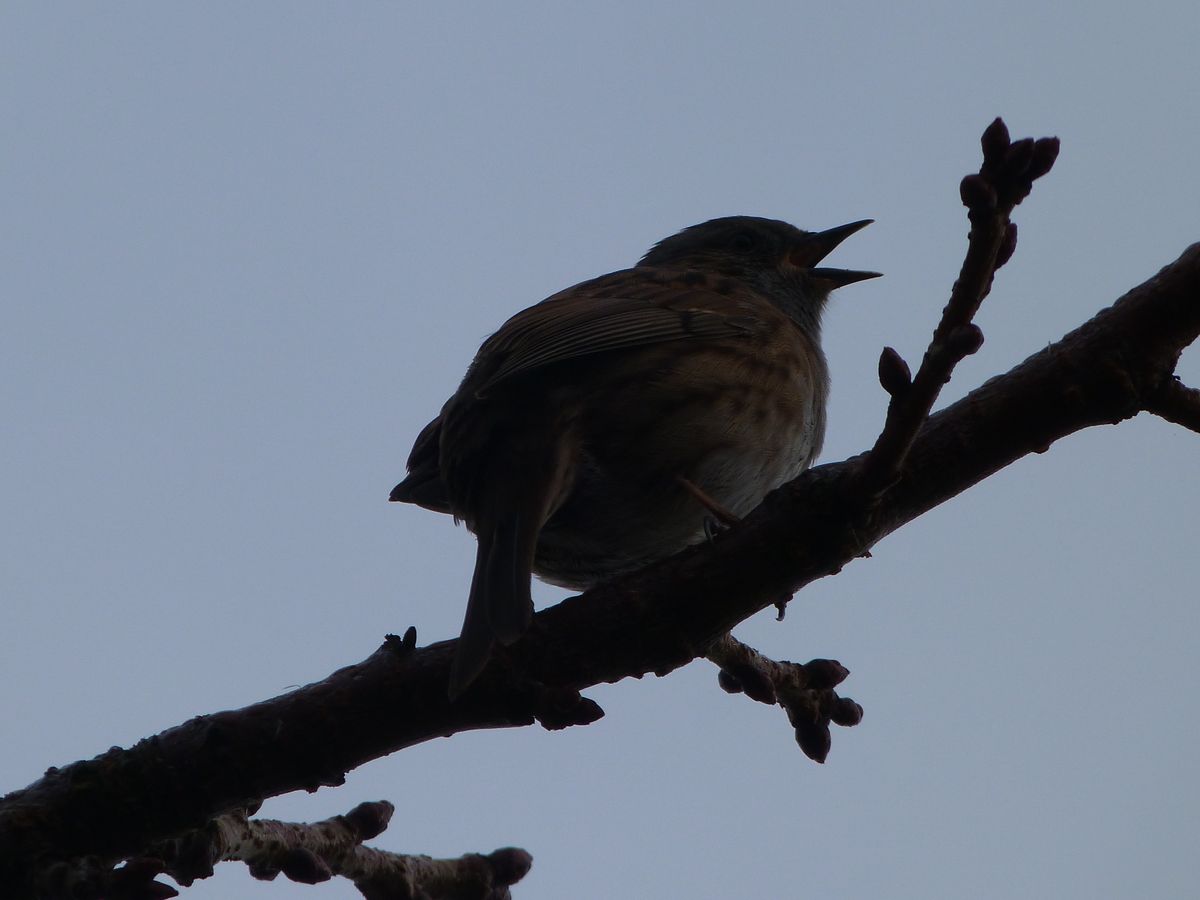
391 216 878 696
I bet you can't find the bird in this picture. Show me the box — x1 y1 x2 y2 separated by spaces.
391 216 879 697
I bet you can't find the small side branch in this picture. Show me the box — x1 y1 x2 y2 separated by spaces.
705 634 863 764
38 801 532 899
214 803 531 900
861 119 1060 493
1145 377 1200 433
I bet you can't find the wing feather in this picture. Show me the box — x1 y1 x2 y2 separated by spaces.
473 275 770 392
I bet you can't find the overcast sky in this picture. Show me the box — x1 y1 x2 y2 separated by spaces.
3 3 1198 898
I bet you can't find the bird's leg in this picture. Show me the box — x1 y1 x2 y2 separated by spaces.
677 476 741 539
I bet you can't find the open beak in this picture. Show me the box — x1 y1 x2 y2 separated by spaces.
790 219 882 287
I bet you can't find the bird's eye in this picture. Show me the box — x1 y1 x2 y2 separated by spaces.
729 230 757 251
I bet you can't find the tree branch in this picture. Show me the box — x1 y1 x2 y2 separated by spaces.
706 634 863 763
1144 377 1200 433
861 120 1060 493
31 800 530 900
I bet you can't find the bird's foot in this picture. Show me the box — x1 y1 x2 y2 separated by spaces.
677 477 741 535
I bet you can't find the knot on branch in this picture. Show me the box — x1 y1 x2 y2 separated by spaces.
532 686 606 731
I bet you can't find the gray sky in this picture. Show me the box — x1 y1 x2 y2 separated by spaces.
3 3 1198 898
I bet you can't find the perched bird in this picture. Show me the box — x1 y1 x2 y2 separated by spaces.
391 216 878 697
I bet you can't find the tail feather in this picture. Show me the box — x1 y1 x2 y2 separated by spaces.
487 517 533 644
447 514 534 699
448 536 497 699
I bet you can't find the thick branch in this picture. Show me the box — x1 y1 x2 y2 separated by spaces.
3 245 1198 895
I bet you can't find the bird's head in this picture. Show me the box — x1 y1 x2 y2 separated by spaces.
638 215 880 333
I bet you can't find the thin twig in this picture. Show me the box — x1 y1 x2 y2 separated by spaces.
860 119 1060 494
705 633 862 763
150 802 530 900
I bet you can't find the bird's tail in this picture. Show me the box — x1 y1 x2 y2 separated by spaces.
448 513 535 699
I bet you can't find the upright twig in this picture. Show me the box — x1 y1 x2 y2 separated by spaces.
860 118 1060 494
